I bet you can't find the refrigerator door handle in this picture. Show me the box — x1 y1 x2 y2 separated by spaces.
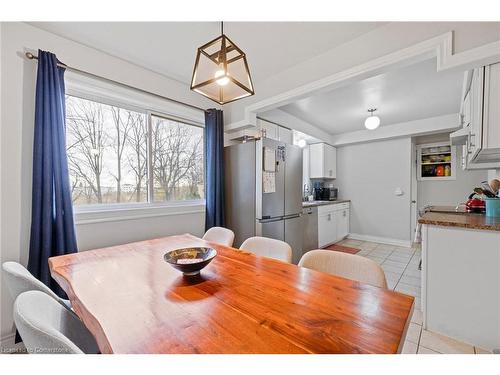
283 213 301 220
258 216 284 224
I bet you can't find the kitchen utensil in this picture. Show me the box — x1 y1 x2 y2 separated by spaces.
490 179 500 195
481 181 494 192
474 187 497 198
164 247 217 276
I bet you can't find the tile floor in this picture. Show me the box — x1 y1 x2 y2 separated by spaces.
337 238 492 354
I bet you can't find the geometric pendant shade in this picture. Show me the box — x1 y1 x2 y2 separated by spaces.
190 23 254 105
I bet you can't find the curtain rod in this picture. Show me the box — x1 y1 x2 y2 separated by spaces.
25 52 207 113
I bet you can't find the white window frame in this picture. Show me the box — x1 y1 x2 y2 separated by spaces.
65 72 206 224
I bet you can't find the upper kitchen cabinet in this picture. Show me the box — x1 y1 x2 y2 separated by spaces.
309 143 337 179
456 62 500 168
257 118 293 144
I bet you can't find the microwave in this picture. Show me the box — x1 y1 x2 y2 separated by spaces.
314 187 338 201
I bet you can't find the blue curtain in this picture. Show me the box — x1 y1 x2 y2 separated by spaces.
27 50 78 298
204 109 225 230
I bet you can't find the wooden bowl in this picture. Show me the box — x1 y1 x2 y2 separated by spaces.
164 247 217 276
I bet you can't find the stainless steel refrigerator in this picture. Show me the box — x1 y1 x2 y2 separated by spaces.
224 138 303 263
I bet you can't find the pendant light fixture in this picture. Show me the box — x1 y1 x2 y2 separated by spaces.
364 108 380 130
190 22 254 105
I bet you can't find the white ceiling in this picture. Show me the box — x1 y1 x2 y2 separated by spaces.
279 59 464 135
29 22 386 84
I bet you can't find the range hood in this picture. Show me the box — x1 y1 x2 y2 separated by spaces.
450 127 469 146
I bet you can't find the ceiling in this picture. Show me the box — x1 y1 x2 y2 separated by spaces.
279 59 464 135
29 22 386 84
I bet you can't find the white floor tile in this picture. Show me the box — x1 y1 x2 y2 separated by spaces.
405 322 422 344
384 271 403 281
395 283 421 297
358 242 378 251
411 309 423 326
417 346 440 354
399 275 421 286
382 264 407 274
383 259 408 269
370 249 393 258
419 330 474 354
387 279 398 290
401 340 418 354
387 254 412 263
403 267 421 278
475 347 492 354
414 297 421 311
366 255 385 264
357 249 372 256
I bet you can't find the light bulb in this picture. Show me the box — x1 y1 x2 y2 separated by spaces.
297 139 307 148
364 115 380 130
214 69 230 86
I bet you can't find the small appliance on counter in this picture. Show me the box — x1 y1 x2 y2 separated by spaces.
313 182 338 201
464 193 486 213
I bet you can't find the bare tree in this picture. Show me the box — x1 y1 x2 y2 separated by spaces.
109 107 134 203
152 118 203 201
126 114 148 202
66 97 107 203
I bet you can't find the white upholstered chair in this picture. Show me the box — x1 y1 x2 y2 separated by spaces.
202 227 235 247
2 261 72 310
13 291 99 354
239 236 293 263
298 250 387 288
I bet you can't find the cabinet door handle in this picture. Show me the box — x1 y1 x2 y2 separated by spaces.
327 213 331 221
343 211 346 217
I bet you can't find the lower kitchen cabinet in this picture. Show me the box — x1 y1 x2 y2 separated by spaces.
317 202 350 248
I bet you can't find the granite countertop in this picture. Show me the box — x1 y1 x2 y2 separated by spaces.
302 199 350 208
418 211 500 231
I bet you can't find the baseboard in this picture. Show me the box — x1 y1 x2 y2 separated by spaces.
347 233 412 248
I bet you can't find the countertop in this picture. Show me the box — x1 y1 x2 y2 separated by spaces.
418 211 500 231
302 199 350 208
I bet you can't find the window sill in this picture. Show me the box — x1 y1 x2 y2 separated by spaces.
74 201 206 225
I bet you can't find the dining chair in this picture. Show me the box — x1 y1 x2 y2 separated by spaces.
298 250 388 288
202 227 235 247
239 236 293 263
14 291 99 354
2 261 72 310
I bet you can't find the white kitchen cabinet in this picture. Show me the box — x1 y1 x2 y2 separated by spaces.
459 62 500 167
278 126 293 144
317 202 350 248
257 118 293 144
335 207 350 240
309 143 337 179
318 211 337 248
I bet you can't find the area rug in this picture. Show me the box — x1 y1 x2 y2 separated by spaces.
322 244 360 255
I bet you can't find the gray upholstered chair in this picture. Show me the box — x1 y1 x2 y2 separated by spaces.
202 227 235 247
2 261 71 310
14 291 99 354
299 250 388 289
240 236 293 263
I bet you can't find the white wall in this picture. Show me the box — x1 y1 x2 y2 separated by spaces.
335 138 412 245
0 22 211 346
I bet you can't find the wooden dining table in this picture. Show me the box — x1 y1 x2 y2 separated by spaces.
49 234 414 354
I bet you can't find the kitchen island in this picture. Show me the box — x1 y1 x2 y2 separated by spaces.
419 211 500 351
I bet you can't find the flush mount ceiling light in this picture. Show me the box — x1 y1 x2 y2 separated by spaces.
297 139 307 148
364 108 380 130
190 22 254 105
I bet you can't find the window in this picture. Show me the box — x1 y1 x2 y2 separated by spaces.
65 95 204 207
